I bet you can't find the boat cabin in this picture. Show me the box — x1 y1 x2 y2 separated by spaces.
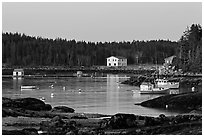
155 78 179 89
155 79 168 85
13 69 24 78
140 82 154 91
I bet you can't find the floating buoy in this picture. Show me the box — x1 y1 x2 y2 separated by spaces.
40 97 45 101
63 86 66 90
49 84 54 88
38 131 44 134
51 93 54 98
192 87 195 92
78 89 82 93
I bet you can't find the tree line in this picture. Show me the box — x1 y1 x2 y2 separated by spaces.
2 34 177 66
2 24 202 72
176 24 202 73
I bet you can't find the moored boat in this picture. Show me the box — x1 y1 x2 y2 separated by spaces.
21 86 36 89
155 78 179 89
139 82 170 94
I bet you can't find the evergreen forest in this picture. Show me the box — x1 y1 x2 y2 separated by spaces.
2 24 202 73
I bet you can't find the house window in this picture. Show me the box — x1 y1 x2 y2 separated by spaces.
114 63 116 66
109 63 111 66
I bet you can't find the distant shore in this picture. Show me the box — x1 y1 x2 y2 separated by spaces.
3 66 155 76
2 65 202 77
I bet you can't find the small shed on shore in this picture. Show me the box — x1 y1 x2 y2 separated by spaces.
13 69 24 77
164 55 177 66
77 71 83 77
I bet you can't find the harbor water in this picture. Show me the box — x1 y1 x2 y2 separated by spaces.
2 74 193 116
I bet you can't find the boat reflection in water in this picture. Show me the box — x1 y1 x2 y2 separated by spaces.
169 89 180 94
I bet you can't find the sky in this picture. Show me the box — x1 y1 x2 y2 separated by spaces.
2 2 202 42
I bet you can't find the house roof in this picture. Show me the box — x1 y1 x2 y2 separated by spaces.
107 56 127 59
141 82 153 86
14 69 24 72
164 55 176 61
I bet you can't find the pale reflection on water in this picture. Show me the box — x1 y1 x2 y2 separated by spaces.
2 74 190 116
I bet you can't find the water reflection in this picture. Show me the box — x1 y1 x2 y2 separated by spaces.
12 78 23 97
13 78 23 90
132 89 160 103
169 89 179 94
106 74 120 113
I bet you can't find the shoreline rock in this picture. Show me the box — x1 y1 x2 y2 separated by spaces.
3 97 52 111
51 106 75 113
2 97 110 119
3 113 201 135
2 96 202 135
122 75 202 89
137 92 202 112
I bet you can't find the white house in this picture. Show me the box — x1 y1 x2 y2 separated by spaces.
107 56 127 67
13 69 24 78
164 55 177 66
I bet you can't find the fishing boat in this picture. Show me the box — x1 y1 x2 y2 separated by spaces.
21 85 36 89
155 78 179 89
139 82 169 94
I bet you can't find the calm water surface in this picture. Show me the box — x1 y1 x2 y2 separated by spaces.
2 74 191 116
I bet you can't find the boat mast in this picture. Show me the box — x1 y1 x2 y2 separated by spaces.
154 46 158 87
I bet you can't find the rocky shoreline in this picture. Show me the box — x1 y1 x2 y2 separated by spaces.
2 93 202 135
137 92 202 111
121 75 202 88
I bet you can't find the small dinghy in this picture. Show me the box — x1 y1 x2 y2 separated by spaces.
21 85 36 89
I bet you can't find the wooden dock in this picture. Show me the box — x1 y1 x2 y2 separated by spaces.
2 75 76 78
2 75 130 79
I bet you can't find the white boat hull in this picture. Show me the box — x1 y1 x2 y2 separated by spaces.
139 88 170 94
21 86 36 89
156 79 179 89
157 83 179 89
